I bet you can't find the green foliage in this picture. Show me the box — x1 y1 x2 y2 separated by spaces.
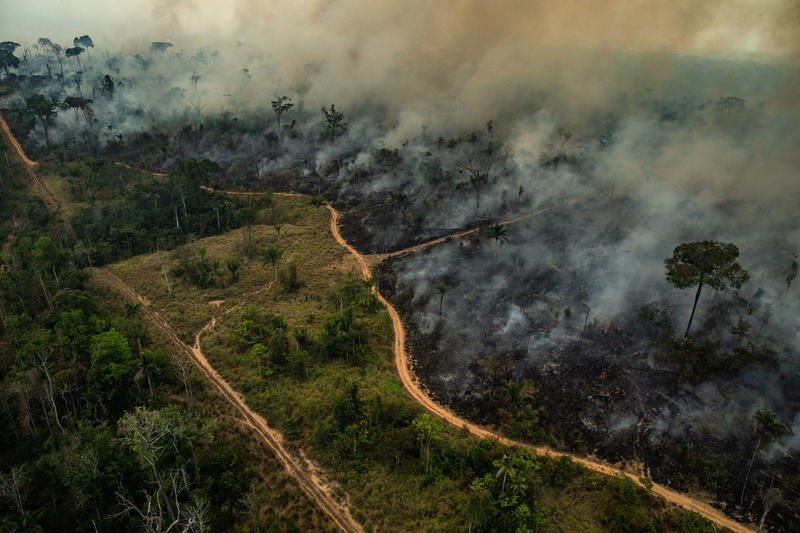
0 49 20 74
232 307 290 377
171 247 225 288
467 449 545 532
319 308 367 363
665 240 749 335
412 413 444 475
260 246 282 270
665 241 749 291
0 165 282 532
320 104 346 141
24 94 60 121
277 261 301 293
328 275 378 314
599 474 657 533
661 510 717 533
70 158 246 264
489 223 509 246
88 329 136 408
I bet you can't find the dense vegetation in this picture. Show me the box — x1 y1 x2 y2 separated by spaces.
57 157 250 265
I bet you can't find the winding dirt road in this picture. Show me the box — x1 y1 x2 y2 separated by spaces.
1 114 754 532
0 115 363 533
325 206 753 533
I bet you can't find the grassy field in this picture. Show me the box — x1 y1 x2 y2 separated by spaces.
106 191 720 532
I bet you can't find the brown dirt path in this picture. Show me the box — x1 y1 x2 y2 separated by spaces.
114 161 168 179
0 114 363 533
93 267 364 533
0 114 79 241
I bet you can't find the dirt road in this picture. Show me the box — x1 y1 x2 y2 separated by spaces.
93 268 364 533
0 114 79 241
324 203 754 533
0 114 362 533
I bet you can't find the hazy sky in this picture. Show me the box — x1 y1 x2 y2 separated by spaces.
2 0 798 59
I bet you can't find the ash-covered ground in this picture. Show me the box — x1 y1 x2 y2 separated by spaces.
376 191 800 526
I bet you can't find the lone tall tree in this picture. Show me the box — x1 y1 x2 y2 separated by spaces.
665 240 749 336
270 95 293 142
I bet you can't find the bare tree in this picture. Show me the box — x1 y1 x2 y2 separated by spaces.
740 409 787 505
33 350 64 432
0 464 29 516
756 488 782 533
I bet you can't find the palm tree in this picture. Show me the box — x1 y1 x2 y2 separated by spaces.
489 224 509 248
740 409 787 505
435 283 448 319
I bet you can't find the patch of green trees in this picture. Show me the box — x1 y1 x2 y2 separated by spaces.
69 157 250 264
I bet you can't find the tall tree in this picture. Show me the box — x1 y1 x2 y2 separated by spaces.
25 94 60 146
261 246 282 280
62 96 92 122
321 104 346 142
665 241 749 336
150 42 173 53
37 37 52 55
50 43 65 83
73 35 94 60
270 95 294 142
65 46 84 70
412 413 443 475
87 329 136 411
